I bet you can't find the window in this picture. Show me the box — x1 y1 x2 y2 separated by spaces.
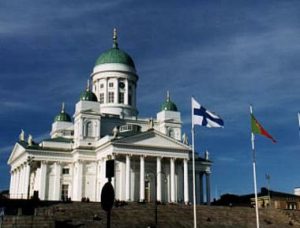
62 168 69 175
100 84 104 89
119 92 124 104
108 92 114 103
168 128 175 138
109 82 114 88
99 93 104 104
128 94 132 105
85 121 93 137
119 82 125 89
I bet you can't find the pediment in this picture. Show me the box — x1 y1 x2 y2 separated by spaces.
7 142 26 164
113 130 190 151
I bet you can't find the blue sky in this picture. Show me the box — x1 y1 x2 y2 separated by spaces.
1 1 300 198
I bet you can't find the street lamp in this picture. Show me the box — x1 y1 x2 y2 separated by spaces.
146 172 166 228
265 174 271 207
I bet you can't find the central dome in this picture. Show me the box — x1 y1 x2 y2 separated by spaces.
95 29 135 69
95 48 135 68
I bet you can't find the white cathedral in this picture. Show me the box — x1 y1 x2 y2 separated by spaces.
7 29 212 205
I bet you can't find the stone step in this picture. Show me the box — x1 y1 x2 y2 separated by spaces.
2 202 300 227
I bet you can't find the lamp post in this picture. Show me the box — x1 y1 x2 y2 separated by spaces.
266 174 271 207
146 172 166 228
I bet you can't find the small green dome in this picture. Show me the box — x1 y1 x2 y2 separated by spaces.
161 100 178 111
54 103 72 122
80 90 98 102
54 112 72 122
95 28 135 68
161 92 178 112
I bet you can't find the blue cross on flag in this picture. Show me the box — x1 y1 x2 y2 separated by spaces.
192 97 224 128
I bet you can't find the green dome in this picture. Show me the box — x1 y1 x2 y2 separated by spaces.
161 92 178 111
95 47 135 68
54 112 72 122
80 90 98 102
95 28 135 68
54 103 72 122
161 100 178 112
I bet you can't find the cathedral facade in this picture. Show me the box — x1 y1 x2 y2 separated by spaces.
7 30 212 204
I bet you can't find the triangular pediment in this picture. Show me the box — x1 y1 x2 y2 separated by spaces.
113 130 191 151
7 142 26 164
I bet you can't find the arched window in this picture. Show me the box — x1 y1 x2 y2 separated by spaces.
85 121 93 137
168 128 175 138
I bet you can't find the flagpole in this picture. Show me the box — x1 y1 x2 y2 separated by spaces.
298 112 300 139
250 105 260 228
192 99 197 228
190 96 224 228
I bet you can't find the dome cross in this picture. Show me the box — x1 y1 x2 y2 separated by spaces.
113 28 118 49
61 102 65 113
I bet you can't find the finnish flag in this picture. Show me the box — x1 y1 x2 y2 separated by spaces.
192 97 224 128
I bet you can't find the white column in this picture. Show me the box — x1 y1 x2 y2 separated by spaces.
115 78 119 104
53 162 61 200
100 158 106 195
13 170 18 198
199 173 204 204
77 161 83 201
157 157 162 202
15 168 20 198
196 172 200 204
18 167 23 199
69 164 74 200
183 159 189 204
170 158 175 203
139 156 145 202
111 155 116 188
19 166 24 199
9 171 14 198
14 170 19 198
132 84 136 107
105 78 108 103
39 162 48 200
95 161 100 201
125 155 131 201
206 172 211 205
117 161 123 201
11 170 15 198
125 80 129 105
23 163 30 199
11 171 15 198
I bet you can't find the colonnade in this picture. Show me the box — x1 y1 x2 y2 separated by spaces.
9 156 211 205
124 155 189 204
9 162 30 199
195 171 211 205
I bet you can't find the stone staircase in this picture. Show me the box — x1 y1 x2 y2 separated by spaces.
1 202 300 227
